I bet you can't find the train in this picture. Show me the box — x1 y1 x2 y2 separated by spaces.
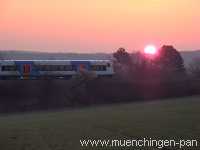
0 60 114 80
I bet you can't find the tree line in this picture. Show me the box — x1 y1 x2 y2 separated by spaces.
0 45 199 113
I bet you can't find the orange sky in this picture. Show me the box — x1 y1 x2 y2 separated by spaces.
0 0 200 53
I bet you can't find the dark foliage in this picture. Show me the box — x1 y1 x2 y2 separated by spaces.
113 47 131 65
155 45 186 75
0 45 199 113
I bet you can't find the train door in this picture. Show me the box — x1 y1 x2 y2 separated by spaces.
23 64 31 76
15 61 34 79
79 64 86 72
71 61 90 73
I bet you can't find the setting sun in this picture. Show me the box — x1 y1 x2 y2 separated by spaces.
144 45 157 55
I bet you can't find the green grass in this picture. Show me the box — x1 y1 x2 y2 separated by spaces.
0 96 200 150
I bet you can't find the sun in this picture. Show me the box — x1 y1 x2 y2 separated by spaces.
144 45 157 55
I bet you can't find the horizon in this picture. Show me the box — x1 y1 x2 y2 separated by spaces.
1 0 200 53
0 49 200 54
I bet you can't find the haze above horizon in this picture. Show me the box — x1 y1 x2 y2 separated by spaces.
1 0 200 53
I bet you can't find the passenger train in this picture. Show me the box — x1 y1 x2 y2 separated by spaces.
0 60 114 79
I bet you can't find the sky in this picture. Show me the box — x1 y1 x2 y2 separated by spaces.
0 0 200 53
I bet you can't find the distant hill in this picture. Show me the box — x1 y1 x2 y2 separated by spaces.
0 50 199 66
180 50 200 66
0 51 112 60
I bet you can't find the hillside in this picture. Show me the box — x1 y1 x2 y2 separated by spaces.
0 51 112 60
0 96 199 150
181 51 200 66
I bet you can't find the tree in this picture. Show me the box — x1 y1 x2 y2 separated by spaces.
155 45 185 75
113 47 135 80
113 47 131 65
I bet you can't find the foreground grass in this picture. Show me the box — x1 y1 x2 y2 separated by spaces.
0 96 200 150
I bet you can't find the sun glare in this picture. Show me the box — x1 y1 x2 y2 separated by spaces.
144 45 157 55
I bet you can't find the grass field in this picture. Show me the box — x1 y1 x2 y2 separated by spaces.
0 96 200 150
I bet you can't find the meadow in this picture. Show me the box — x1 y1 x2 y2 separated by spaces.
0 96 200 150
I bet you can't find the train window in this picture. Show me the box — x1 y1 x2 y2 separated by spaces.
91 65 107 71
63 65 76 71
1 65 17 71
36 65 75 71
102 66 107 71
